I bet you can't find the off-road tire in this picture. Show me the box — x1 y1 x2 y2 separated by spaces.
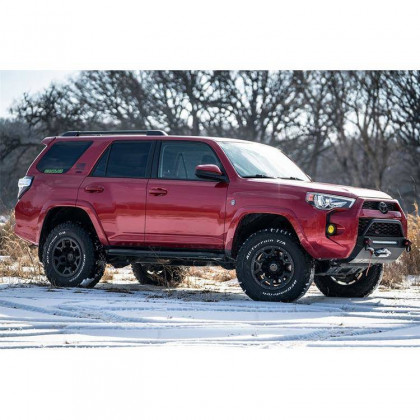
314 264 384 298
42 222 104 288
131 263 184 286
236 229 313 302
85 240 106 288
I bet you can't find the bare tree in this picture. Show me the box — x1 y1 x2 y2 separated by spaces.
292 71 333 177
386 71 420 200
0 119 43 210
12 83 89 135
147 71 232 135
327 71 396 190
210 71 302 144
4 70 419 211
72 71 153 129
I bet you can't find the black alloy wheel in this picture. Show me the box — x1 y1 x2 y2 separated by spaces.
251 245 295 290
236 228 313 302
52 237 82 277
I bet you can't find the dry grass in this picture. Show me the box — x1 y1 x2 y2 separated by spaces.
187 266 236 282
101 266 115 283
0 211 44 280
180 266 237 290
382 204 420 288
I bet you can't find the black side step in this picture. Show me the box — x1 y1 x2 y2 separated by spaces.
106 248 226 262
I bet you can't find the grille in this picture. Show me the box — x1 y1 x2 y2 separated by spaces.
358 218 371 235
358 218 403 237
362 201 398 211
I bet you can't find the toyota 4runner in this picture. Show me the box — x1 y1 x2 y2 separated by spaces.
14 130 412 302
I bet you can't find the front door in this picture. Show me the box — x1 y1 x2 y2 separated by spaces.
78 140 154 246
145 141 228 249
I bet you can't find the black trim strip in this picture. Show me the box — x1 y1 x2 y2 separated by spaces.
106 248 226 261
151 140 162 179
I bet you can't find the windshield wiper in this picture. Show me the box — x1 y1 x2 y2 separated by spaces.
242 174 276 179
279 176 306 181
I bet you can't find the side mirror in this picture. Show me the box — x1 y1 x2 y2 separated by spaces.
195 164 227 182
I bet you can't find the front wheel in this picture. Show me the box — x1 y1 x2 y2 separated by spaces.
314 264 384 298
236 229 313 302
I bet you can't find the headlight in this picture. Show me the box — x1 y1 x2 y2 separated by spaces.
306 192 355 210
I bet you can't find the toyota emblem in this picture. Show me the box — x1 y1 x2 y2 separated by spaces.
379 202 388 214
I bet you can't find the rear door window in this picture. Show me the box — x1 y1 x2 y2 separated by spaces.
92 141 153 178
37 141 92 173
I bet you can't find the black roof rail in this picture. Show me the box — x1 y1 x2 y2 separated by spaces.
61 130 168 137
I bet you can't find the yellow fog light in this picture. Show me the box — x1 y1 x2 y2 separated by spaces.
327 223 336 235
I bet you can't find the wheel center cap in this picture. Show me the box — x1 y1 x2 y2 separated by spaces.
67 253 74 262
269 263 278 272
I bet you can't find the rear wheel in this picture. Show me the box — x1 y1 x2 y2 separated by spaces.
131 263 184 286
42 222 105 287
314 264 384 298
236 229 313 302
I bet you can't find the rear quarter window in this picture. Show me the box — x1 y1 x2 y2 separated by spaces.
37 141 92 174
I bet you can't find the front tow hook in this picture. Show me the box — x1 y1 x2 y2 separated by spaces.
363 238 391 258
364 246 391 258
372 248 392 258
403 239 412 252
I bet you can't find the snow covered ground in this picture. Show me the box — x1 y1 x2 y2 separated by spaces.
1 274 420 419
1 274 420 349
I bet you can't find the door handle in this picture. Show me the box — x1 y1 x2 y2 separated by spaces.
149 187 168 196
84 185 104 193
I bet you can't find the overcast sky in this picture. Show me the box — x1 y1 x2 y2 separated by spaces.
0 71 78 118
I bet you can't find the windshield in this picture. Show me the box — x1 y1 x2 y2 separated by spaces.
219 141 310 181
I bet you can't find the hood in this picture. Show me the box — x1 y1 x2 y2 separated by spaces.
252 179 393 200
306 181 392 199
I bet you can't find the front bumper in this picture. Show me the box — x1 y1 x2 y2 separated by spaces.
315 217 410 277
301 197 408 260
348 237 408 264
343 217 409 264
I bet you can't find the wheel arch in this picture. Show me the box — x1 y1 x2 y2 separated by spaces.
38 205 108 262
226 209 313 259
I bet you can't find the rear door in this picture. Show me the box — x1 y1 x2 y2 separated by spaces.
145 140 228 249
78 140 155 246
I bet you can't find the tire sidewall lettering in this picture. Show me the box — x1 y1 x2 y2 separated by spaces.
246 239 287 260
44 225 92 286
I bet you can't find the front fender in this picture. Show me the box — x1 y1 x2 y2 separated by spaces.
224 206 317 257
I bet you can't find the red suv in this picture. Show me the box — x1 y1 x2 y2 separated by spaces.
14 130 411 302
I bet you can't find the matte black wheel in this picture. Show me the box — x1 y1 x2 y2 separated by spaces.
131 263 184 286
236 229 313 302
251 245 295 291
314 264 384 298
51 237 82 277
42 222 105 287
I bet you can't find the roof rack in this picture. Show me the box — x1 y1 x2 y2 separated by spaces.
61 130 168 137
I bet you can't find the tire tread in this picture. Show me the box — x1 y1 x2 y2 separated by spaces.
42 222 103 287
236 228 313 302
